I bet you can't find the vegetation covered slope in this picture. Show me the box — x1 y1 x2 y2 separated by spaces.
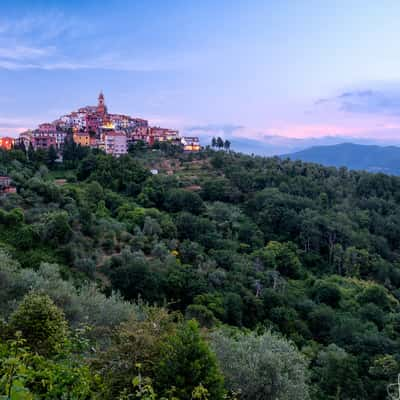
285 142 400 175
1 143 400 399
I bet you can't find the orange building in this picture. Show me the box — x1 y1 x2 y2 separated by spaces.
73 132 90 146
0 137 15 150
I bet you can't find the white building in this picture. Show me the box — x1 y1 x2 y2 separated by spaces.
104 131 128 157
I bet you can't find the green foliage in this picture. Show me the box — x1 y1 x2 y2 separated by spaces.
93 307 178 399
0 208 24 226
358 285 393 311
0 335 33 400
3 146 400 399
9 292 68 356
0 332 93 399
312 344 365 400
45 145 58 169
255 240 303 278
155 320 225 400
164 189 205 215
311 280 342 307
0 252 134 331
185 304 217 328
42 211 73 245
210 329 310 400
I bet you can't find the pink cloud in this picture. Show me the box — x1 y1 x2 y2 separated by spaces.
0 116 42 137
231 112 400 141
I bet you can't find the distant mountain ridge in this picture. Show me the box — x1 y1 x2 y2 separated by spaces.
283 142 400 175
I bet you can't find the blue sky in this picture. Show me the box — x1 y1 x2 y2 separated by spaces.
2 0 400 153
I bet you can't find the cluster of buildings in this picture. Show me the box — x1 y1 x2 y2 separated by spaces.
0 92 201 157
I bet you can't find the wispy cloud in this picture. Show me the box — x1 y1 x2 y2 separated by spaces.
0 12 182 72
186 123 244 137
0 59 90 71
0 43 180 71
0 13 89 40
0 57 179 72
0 116 42 127
0 45 54 60
0 12 102 71
184 122 375 142
315 88 400 116
0 116 44 136
146 115 189 127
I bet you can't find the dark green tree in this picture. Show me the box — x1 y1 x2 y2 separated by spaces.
216 136 224 149
155 320 225 400
46 145 58 168
224 139 231 151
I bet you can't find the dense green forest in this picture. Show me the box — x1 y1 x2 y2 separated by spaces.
1 141 400 399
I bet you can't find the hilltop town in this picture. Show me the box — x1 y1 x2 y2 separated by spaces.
0 92 201 156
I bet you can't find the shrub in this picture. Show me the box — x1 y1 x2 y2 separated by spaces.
9 292 68 356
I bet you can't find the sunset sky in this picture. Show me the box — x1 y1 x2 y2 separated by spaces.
2 0 400 153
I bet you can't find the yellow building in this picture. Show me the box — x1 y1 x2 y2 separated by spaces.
73 132 90 147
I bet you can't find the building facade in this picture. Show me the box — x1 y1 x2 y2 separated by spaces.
103 131 128 157
182 136 201 152
73 132 91 147
0 137 15 150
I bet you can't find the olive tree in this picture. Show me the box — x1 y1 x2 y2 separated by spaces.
210 329 310 400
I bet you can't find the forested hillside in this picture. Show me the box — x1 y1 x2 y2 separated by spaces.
1 142 400 399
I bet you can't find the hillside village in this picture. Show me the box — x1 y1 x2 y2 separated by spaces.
0 92 201 157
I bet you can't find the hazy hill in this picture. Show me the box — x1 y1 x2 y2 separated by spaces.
284 142 400 175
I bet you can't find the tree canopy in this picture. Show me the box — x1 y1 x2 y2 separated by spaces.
1 145 400 399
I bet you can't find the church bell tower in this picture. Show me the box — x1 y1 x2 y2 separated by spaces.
97 91 107 116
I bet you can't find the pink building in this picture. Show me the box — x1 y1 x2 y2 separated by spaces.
32 134 57 150
148 127 179 145
33 124 66 150
38 123 56 132
86 113 101 133
130 126 150 143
